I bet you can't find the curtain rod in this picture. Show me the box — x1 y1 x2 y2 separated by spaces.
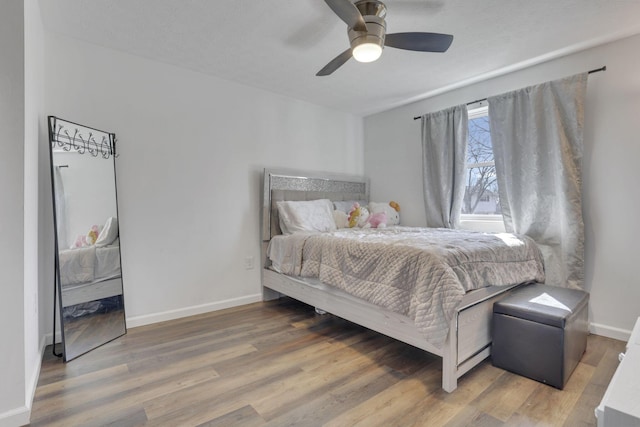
413 65 606 120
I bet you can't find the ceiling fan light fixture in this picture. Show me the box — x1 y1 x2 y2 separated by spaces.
349 17 385 63
352 41 382 62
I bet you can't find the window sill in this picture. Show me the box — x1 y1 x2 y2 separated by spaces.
459 217 505 233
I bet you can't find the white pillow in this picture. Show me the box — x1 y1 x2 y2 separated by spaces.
368 202 400 225
95 217 119 247
332 210 349 229
276 199 337 234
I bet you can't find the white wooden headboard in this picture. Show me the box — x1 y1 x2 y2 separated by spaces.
261 168 369 242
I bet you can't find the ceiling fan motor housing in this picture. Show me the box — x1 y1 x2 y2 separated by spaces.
348 1 387 54
354 0 387 19
348 16 386 51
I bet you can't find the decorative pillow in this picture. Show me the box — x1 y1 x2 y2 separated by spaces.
95 217 119 247
368 201 401 225
332 210 349 229
276 199 337 234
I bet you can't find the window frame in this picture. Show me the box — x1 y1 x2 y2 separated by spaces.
460 103 505 232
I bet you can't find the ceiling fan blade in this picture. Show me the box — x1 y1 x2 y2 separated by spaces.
323 0 367 32
316 48 353 76
384 32 453 52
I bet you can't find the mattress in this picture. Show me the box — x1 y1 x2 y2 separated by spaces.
267 226 545 348
59 244 121 287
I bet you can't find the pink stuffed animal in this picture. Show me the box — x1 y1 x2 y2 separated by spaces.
365 211 387 228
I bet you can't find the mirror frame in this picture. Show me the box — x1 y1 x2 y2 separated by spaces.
48 116 127 361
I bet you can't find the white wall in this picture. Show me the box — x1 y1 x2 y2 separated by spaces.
364 34 640 339
0 0 27 423
43 32 363 327
0 0 44 425
24 0 45 422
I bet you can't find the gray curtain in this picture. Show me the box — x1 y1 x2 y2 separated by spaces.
421 105 468 228
488 73 587 289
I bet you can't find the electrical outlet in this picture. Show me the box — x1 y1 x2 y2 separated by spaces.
244 256 255 270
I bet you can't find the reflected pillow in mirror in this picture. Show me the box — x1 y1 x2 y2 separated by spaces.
95 217 119 247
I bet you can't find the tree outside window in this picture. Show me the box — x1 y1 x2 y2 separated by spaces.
462 106 501 216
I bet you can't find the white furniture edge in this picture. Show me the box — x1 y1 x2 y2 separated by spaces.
596 316 640 426
61 276 122 307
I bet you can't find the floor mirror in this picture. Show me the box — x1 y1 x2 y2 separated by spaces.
48 116 126 361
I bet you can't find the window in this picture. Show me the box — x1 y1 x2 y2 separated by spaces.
461 104 505 231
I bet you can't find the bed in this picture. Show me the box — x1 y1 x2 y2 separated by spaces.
58 243 123 307
260 168 545 392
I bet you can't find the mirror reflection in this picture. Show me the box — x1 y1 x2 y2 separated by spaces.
48 116 126 361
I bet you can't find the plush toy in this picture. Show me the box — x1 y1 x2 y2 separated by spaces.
347 202 370 228
365 211 388 228
72 235 88 249
71 224 103 248
347 203 360 228
86 225 101 245
388 201 401 224
357 206 370 227
368 201 401 226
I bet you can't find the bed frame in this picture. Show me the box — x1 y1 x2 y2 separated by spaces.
260 168 522 392
61 276 123 307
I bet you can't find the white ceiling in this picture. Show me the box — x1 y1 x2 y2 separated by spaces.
39 0 640 116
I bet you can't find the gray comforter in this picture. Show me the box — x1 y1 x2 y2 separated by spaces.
268 226 544 348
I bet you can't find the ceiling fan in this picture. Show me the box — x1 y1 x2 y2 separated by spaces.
317 0 453 76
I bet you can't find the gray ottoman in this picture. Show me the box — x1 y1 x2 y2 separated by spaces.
492 283 589 389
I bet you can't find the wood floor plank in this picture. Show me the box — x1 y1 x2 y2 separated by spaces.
443 406 504 427
33 363 129 400
396 395 461 427
142 336 344 420
470 369 538 422
31 365 219 426
589 343 626 387
391 361 505 427
199 404 266 427
28 298 625 427
323 364 444 427
263 364 400 426
251 338 416 421
512 362 596 425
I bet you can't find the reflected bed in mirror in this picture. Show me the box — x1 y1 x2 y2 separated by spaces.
48 116 126 361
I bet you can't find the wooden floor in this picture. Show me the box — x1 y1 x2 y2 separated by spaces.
30 297 624 427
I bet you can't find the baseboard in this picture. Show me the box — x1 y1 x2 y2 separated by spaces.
0 335 47 427
590 322 632 342
0 405 30 427
25 334 46 405
43 328 62 347
126 294 263 328
43 295 264 347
